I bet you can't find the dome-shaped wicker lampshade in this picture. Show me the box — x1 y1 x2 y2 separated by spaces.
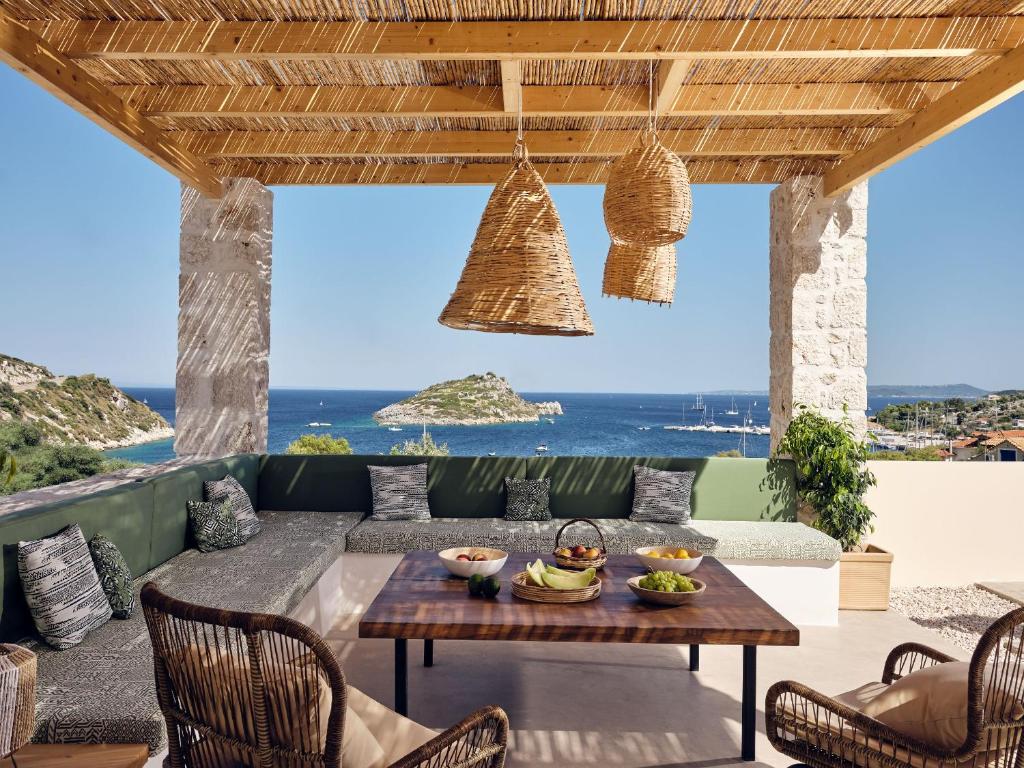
604 134 692 247
439 146 594 336
602 240 677 305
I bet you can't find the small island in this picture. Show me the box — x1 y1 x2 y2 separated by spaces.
373 373 562 426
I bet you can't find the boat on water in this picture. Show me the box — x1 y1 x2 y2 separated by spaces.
307 421 332 427
535 443 549 453
637 426 651 431
388 426 402 432
488 452 497 457
725 397 739 416
544 417 555 424
319 400 325 407
142 397 148 405
689 394 706 412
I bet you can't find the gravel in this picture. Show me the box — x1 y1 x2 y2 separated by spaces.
889 585 1020 653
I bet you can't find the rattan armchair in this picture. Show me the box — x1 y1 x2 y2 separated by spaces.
766 607 1024 768
141 582 509 768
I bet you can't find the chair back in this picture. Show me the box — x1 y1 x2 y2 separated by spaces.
141 582 345 768
967 606 1024 764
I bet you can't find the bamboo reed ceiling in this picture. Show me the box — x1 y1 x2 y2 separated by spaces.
2 1 1023 197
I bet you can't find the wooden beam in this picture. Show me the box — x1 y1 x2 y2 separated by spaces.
116 82 954 118
500 60 521 113
656 59 691 114
179 128 865 159
0 14 222 197
825 44 1024 195
31 18 1024 61
217 158 832 185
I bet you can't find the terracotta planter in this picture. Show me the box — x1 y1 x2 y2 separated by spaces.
839 545 894 611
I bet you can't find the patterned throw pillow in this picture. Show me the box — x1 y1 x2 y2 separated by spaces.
18 524 113 650
188 500 247 553
368 464 430 521
629 465 695 524
88 534 135 619
504 477 552 521
204 475 261 540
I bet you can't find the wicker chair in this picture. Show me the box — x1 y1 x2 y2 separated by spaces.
141 582 509 768
766 607 1024 768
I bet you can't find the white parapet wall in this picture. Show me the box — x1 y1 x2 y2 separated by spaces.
865 460 1024 587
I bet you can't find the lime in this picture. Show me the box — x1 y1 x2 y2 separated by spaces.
482 576 501 598
468 573 485 596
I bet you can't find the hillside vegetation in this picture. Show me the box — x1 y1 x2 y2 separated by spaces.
374 373 562 426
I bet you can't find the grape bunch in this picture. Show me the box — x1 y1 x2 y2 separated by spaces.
639 571 696 593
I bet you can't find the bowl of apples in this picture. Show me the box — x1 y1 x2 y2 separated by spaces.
636 546 704 574
438 547 508 578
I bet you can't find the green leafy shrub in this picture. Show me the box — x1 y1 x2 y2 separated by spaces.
390 431 449 457
871 445 945 461
775 405 876 551
715 449 742 458
285 434 353 455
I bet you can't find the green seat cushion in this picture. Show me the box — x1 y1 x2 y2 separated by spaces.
0 482 154 643
259 455 525 517
526 456 797 521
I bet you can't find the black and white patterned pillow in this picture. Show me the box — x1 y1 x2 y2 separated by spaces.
368 464 431 521
18 524 112 650
629 465 695 524
504 477 552 521
204 475 261 540
188 500 247 552
88 534 135 619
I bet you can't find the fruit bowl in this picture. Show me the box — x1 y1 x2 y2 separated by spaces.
552 518 608 570
636 546 704 574
627 575 706 606
437 547 507 578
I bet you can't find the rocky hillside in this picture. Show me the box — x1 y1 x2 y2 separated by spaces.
0 354 173 449
374 373 562 426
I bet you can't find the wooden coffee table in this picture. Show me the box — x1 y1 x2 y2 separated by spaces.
359 551 799 761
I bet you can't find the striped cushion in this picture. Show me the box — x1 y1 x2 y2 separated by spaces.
204 475 261 540
18 524 112 650
629 465 694 524
368 464 430 521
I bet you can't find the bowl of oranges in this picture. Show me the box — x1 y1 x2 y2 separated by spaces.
635 546 704 575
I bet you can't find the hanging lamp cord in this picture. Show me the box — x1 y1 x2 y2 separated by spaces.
513 83 528 163
647 60 658 140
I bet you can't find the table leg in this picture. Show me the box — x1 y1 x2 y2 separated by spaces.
742 645 756 761
395 639 408 716
423 639 434 667
689 644 700 671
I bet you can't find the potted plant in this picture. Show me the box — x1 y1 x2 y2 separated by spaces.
776 405 893 610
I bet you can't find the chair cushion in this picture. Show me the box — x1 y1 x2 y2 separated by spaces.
368 465 430 521
88 534 135 620
19 524 112 650
344 518 841 561
861 662 1024 750
343 701 387 768
504 478 551 521
630 466 694 523
347 685 436 767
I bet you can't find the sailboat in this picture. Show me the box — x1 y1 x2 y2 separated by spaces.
689 394 705 412
725 397 739 416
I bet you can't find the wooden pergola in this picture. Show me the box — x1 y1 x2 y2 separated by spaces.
2 3 1024 199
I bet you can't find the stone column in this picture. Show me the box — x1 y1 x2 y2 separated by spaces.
769 175 867 452
175 178 272 457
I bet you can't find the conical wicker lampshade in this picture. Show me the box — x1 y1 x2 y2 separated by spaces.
439 145 594 336
603 133 692 247
602 240 677 305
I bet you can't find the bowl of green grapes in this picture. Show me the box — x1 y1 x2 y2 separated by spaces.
627 571 705 606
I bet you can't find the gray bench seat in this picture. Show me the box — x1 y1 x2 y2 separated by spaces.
30 510 362 752
344 518 841 561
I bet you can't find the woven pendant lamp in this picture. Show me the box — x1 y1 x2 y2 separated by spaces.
439 140 594 336
603 63 693 246
602 239 677 305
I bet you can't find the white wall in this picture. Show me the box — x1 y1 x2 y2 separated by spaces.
865 461 1024 587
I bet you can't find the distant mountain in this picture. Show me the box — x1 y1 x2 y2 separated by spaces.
374 373 562 426
868 384 988 399
0 354 173 449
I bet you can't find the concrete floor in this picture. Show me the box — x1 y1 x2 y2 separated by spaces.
325 611 964 768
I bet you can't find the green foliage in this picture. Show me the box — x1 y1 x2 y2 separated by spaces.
390 431 449 456
775 405 876 551
285 433 353 455
871 445 946 461
715 449 742 458
0 448 13 485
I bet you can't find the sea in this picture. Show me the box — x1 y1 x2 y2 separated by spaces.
106 388 915 464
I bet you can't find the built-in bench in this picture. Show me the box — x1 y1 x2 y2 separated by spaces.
0 452 838 756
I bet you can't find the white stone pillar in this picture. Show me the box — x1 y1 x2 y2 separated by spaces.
769 175 867 452
175 178 272 457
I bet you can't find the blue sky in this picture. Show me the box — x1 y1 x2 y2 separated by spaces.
1 65 1022 393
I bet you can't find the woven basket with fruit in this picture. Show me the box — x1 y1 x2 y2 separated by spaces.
552 518 608 570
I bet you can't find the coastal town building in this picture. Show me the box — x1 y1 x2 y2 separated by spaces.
951 430 1024 461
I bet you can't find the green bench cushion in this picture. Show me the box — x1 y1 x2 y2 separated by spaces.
259 455 526 517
